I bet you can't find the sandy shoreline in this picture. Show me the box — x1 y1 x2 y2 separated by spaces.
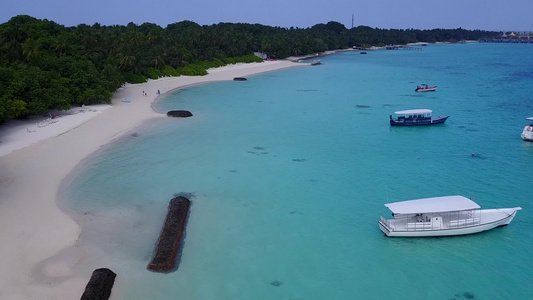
0 60 302 299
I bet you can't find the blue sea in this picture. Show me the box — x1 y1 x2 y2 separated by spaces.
62 43 533 300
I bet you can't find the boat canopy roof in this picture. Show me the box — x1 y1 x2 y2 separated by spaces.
394 109 432 115
384 195 481 214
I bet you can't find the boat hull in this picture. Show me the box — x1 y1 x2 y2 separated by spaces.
415 86 437 92
522 125 533 141
379 208 521 237
390 116 449 126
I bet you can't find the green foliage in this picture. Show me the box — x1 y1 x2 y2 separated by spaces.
222 55 262 65
222 57 237 65
179 64 208 76
0 15 501 123
146 68 162 79
235 54 263 63
122 72 148 84
0 97 27 124
161 66 181 77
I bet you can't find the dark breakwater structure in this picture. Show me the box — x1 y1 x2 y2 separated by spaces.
80 268 117 300
167 110 193 117
148 196 191 272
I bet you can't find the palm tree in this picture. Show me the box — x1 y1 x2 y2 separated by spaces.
117 53 136 71
54 34 70 55
22 38 41 65
149 55 165 69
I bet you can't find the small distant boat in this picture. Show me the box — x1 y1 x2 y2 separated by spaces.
233 77 247 81
310 60 321 66
415 84 437 92
378 195 522 237
360 51 367 54
521 117 533 141
390 109 449 126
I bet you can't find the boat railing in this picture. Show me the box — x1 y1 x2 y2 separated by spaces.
406 221 437 231
448 217 481 228
380 215 394 230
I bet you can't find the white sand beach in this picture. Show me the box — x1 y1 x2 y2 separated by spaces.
0 60 302 300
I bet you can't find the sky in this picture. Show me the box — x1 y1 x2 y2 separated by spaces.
1 0 532 32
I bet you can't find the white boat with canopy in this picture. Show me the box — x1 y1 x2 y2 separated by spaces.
389 109 449 126
521 117 533 141
378 195 521 237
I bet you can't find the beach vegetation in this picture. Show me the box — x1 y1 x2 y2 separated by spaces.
146 68 163 80
179 64 208 76
196 59 226 70
122 72 148 84
0 15 500 124
161 66 181 77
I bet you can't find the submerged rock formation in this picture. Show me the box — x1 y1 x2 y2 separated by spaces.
148 196 191 272
166 110 193 117
80 268 117 300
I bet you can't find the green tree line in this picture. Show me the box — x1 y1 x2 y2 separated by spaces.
0 15 500 124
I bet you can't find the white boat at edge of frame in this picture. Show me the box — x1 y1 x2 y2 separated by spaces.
521 117 533 141
378 195 522 237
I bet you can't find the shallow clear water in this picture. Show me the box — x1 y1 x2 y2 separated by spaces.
63 43 533 300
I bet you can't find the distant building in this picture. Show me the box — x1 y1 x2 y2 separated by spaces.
479 32 533 43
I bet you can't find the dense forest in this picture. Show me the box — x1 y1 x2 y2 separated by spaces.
0 15 500 123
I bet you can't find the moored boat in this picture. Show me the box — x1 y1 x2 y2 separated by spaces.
415 84 437 92
390 109 449 126
378 195 522 237
521 117 533 141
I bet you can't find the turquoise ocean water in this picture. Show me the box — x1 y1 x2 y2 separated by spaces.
62 43 533 300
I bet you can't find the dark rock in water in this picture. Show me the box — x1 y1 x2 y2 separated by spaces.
233 77 247 81
270 280 283 287
463 292 475 299
148 196 191 272
80 268 117 300
167 110 193 118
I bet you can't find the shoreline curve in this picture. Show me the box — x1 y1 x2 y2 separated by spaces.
0 60 302 300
